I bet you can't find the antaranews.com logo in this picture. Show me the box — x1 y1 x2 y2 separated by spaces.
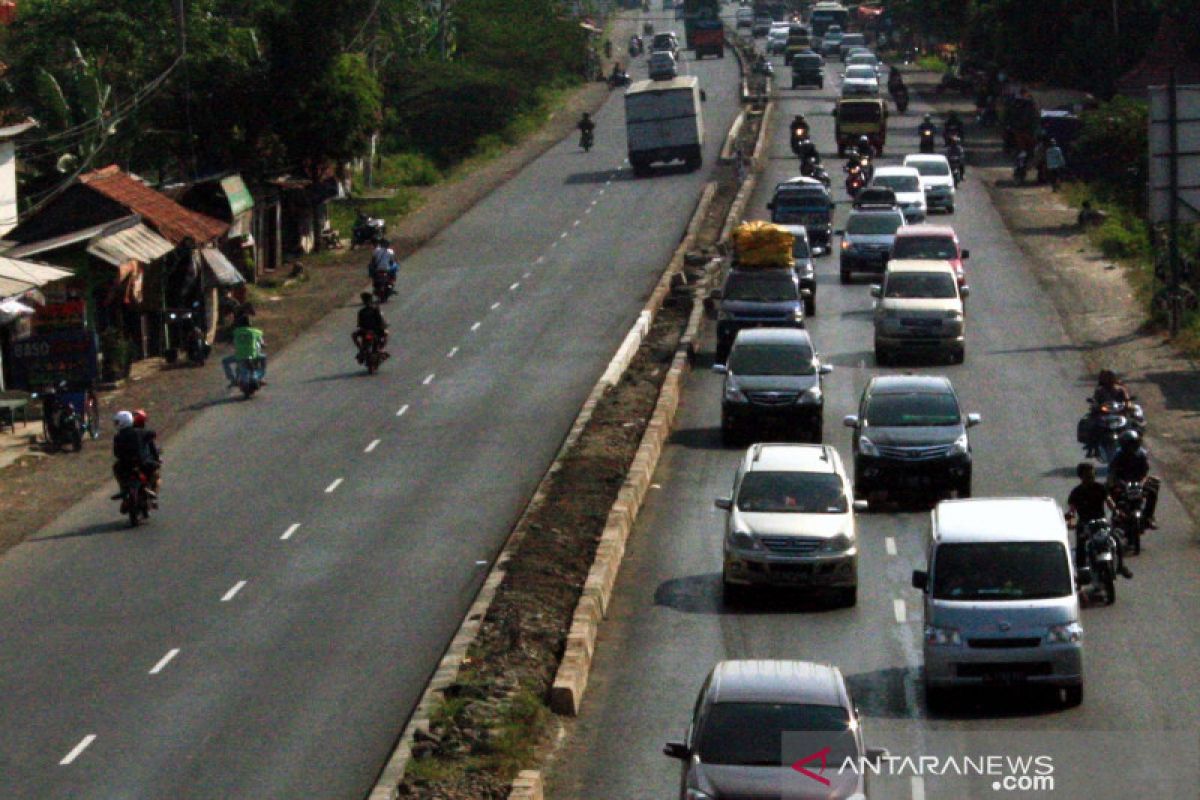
790 751 1056 792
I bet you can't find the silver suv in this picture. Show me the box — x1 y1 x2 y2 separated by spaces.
838 207 906 283
871 259 968 365
716 443 863 605
665 660 887 799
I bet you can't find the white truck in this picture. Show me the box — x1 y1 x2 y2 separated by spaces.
624 76 705 177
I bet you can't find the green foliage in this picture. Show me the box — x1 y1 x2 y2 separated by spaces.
1096 211 1151 260
1072 97 1149 212
375 152 441 187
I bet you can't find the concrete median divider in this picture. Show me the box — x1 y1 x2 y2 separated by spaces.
368 181 717 800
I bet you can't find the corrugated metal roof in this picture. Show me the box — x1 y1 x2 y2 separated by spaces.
200 246 245 286
86 222 175 266
0 256 73 297
80 166 228 245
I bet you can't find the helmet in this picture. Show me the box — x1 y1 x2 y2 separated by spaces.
859 135 870 145
1098 369 1116 387
114 410 134 430
132 409 148 428
924 113 932 122
1118 430 1140 450
361 291 374 304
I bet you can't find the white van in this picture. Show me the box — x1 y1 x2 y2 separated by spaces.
625 76 705 176
911 498 1085 708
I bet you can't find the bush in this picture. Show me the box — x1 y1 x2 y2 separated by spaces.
1095 210 1150 261
376 152 441 187
1071 97 1148 212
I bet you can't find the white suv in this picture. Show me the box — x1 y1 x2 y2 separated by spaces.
716 444 863 605
904 154 956 213
869 165 926 223
871 259 968 365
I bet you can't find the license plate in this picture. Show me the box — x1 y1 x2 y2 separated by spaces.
983 671 1026 685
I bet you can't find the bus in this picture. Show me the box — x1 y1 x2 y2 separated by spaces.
809 1 849 38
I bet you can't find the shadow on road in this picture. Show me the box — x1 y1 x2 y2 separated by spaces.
32 519 135 542
655 573 849 616
184 395 254 411
304 370 370 384
669 426 725 451
844 667 918 719
564 169 635 185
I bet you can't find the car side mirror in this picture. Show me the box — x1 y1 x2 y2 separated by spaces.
961 249 970 259
966 412 982 427
819 363 833 375
912 570 928 590
865 747 890 766
852 499 869 512
869 285 882 298
712 363 728 374
842 414 859 428
960 285 970 298
1075 567 1092 587
664 740 690 760
715 497 733 511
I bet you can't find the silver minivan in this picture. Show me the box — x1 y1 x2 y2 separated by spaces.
912 497 1085 708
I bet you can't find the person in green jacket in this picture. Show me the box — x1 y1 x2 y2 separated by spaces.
222 315 266 387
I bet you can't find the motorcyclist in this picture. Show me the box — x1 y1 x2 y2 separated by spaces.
946 135 966 180
1066 461 1130 577
918 114 937 139
578 112 595 148
222 315 266 388
887 68 905 95
111 410 159 505
790 114 810 140
352 291 390 363
943 110 964 145
1107 430 1159 530
1092 369 1132 407
609 62 628 86
131 409 162 504
855 134 877 161
367 238 392 280
796 136 821 167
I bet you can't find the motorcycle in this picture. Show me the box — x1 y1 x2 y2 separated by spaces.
845 165 866 196
1079 518 1123 605
1111 480 1147 555
943 124 964 148
352 213 386 249
1079 397 1145 463
1013 151 1029 184
918 127 936 154
580 128 594 152
165 303 211 366
800 155 831 188
373 271 396 304
117 468 152 527
893 86 909 113
236 357 266 399
608 70 631 89
358 331 389 375
948 153 965 186
34 382 95 452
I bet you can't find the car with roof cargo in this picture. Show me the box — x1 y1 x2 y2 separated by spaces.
840 64 880 96
768 177 835 256
714 328 832 443
868 165 926 222
837 205 905 283
715 444 861 602
871 259 968 365
665 660 888 797
713 268 806 364
911 498 1085 708
842 374 980 500
890 224 969 285
903 153 956 213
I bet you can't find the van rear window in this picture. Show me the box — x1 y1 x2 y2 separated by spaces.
838 103 882 123
932 542 1072 600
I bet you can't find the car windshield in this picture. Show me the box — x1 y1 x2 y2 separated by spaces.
884 272 957 299
865 391 960 427
737 471 847 514
697 703 857 766
932 542 1072 600
873 174 920 192
912 160 950 177
729 344 816 376
892 236 957 260
846 67 875 80
849 57 876 67
725 273 800 302
846 214 902 235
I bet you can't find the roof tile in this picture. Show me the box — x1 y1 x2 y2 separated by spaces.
80 165 228 245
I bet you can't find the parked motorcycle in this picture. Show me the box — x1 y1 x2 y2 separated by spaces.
236 357 266 399
34 382 92 452
165 303 211 366
358 331 388 375
1111 480 1147 555
1078 397 1145 463
1079 518 1123 605
117 468 152 527
608 70 632 89
352 212 386 249
373 271 396 304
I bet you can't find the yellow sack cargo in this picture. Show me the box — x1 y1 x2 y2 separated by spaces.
732 221 794 267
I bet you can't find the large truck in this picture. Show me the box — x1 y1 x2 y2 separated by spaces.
753 0 790 21
809 1 849 37
624 76 705 176
683 0 722 50
690 18 725 58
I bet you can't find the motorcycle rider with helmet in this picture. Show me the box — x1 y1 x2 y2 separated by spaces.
946 134 966 182
1107 430 1159 530
918 114 937 152
1066 461 1131 578
943 110 964 145
577 112 595 148
855 134 877 161
352 291 390 363
111 410 160 506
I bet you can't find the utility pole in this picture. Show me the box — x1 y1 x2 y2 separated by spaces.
1167 68 1181 336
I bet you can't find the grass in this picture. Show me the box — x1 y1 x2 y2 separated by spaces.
915 54 950 74
450 79 582 176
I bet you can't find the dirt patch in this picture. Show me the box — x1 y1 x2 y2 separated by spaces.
395 85 758 800
913 72 1200 536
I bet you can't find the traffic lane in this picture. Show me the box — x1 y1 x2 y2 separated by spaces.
549 49 1200 800
0 47 744 800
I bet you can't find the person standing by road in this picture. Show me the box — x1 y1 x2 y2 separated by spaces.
1044 138 1066 190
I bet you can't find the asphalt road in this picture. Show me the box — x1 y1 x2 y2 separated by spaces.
0 14 742 800
546 37 1200 800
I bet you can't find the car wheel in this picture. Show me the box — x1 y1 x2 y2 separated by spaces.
947 204 955 214
925 685 950 713
1063 685 1083 707
956 478 972 499
804 294 816 317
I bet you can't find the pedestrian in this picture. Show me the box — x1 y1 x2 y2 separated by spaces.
1045 138 1066 191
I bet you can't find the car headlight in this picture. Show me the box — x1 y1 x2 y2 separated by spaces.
798 386 822 404
858 435 879 457
1046 621 1083 644
792 307 805 322
821 533 852 552
948 432 969 456
924 624 963 647
841 238 851 250
730 528 760 551
724 380 747 403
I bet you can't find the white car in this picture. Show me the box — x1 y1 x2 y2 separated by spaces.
841 64 879 96
845 52 881 78
871 259 967 364
735 7 754 27
648 51 678 81
904 154 957 213
869 165 926 222
717 443 862 605
767 25 789 54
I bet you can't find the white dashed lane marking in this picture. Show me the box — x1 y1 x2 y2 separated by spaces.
364 439 380 453
281 523 300 540
509 282 520 291
911 777 926 800
893 599 907 624
447 347 458 358
397 404 409 416
490 302 501 310
470 322 481 332
422 373 435 385
60 735 96 765
149 648 180 675
885 537 897 556
220 581 247 602
324 478 343 494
